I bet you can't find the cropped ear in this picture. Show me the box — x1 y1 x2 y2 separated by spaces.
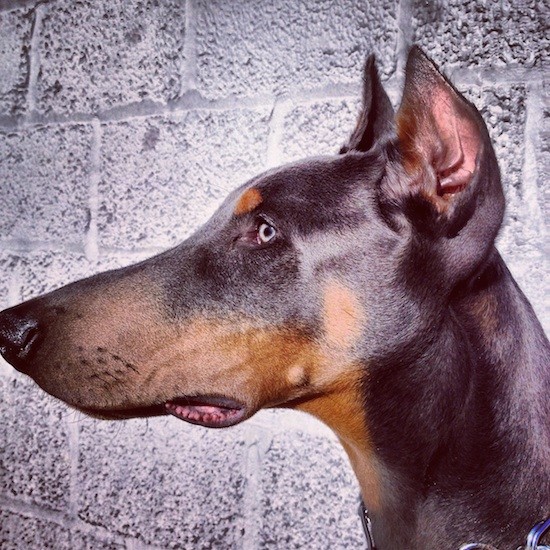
391 46 486 212
340 55 394 154
384 47 505 285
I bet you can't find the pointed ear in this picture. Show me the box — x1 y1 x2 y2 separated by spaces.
340 55 395 154
392 47 484 211
385 47 505 286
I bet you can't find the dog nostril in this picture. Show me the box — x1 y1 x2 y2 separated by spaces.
0 309 43 374
19 325 41 359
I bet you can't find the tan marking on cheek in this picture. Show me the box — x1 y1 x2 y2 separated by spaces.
234 187 263 216
322 280 363 349
153 319 322 409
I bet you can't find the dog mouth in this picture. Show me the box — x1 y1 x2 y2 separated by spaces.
164 395 247 428
77 395 247 428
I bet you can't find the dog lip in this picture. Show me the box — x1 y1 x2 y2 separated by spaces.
77 403 167 420
164 395 247 428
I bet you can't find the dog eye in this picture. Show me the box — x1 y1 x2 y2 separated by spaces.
257 222 277 244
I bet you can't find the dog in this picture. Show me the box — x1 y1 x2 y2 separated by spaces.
0 47 548 549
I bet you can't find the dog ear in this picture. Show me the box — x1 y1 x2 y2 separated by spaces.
385 47 505 284
390 46 488 212
340 55 394 154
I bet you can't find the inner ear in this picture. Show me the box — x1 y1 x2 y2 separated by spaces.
395 47 483 208
340 54 394 154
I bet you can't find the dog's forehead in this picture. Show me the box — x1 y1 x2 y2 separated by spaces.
220 152 384 228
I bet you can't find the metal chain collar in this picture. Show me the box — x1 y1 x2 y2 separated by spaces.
359 500 550 550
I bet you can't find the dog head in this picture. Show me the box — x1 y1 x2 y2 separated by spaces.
0 48 503 436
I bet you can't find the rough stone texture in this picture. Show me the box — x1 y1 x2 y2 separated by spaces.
0 1 547 548
0 510 124 550
412 0 547 68
0 511 71 549
260 431 364 549
77 416 247 548
0 7 32 116
69 531 125 550
280 98 361 164
540 92 550 236
0 254 18 377
0 253 17 309
195 0 398 100
469 85 528 245
35 0 186 115
99 108 270 250
468 83 548 330
0 376 71 511
15 250 98 302
0 124 92 246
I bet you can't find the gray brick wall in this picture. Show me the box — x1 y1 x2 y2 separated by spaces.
0 0 547 548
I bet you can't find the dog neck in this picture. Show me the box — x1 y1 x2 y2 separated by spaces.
299 248 549 549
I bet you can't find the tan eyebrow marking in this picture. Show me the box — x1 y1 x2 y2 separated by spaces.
234 187 263 216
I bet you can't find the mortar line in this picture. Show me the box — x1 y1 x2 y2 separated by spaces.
67 409 81 518
24 0 44 116
395 0 414 78
241 425 273 550
266 98 292 169
0 494 129 546
521 78 544 235
84 118 101 262
0 0 38 13
180 0 198 95
0 67 544 132
124 540 166 550
0 239 87 255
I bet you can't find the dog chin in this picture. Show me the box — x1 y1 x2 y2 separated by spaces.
75 403 167 421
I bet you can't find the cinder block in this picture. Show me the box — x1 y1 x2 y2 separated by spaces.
0 124 93 245
0 376 71 511
280 98 360 164
412 0 546 68
35 0 186 115
0 7 32 116
0 253 19 377
70 531 125 550
259 432 364 549
15 250 99 302
502 247 549 334
540 99 550 230
195 0 398 99
0 511 70 550
475 85 528 245
77 416 247 548
98 107 270 250
0 253 19 310
459 82 548 331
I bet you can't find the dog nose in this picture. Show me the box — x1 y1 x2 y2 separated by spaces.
0 306 42 374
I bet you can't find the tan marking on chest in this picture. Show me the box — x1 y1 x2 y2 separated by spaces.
234 187 263 216
470 291 499 335
322 280 364 349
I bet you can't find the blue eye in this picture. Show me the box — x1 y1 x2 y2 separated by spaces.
257 222 277 244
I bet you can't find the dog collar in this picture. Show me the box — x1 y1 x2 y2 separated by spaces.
358 501 377 550
460 518 550 550
359 500 549 550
